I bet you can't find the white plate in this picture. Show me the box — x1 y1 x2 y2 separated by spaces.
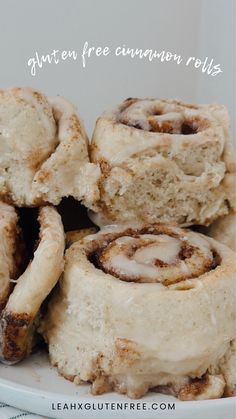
0 350 235 419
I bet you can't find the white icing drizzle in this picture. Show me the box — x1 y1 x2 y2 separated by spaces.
109 253 160 280
134 234 181 264
94 225 215 284
100 234 185 282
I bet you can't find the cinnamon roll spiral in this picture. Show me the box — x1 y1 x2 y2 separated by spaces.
0 206 65 364
92 224 218 286
90 98 236 226
0 202 23 312
0 87 100 207
42 223 236 400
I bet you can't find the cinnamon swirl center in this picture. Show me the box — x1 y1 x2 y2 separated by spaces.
89 226 220 285
118 99 209 135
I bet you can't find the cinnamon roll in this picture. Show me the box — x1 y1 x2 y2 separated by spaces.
0 206 65 364
41 223 236 400
0 202 23 312
90 98 236 226
0 87 100 207
207 210 236 252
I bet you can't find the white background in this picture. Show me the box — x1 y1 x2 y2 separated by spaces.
0 0 235 137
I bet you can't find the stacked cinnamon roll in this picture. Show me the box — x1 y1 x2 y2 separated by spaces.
1 91 236 400
90 98 236 227
0 87 100 207
0 86 99 363
42 223 236 400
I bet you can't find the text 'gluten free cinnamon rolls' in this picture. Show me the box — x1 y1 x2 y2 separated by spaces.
90 98 236 226
41 223 236 400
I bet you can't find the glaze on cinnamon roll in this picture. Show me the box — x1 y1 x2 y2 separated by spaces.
0 206 65 364
0 87 100 207
41 223 236 400
90 98 236 226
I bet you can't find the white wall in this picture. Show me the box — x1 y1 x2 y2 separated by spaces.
0 0 235 138
197 0 236 138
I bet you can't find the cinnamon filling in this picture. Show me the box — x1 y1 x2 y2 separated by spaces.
118 99 210 135
88 226 220 286
122 116 201 135
181 121 198 135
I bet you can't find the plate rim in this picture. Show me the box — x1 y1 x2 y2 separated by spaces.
0 374 235 409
